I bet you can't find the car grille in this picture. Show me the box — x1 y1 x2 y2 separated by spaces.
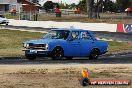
28 43 46 49
3 20 6 22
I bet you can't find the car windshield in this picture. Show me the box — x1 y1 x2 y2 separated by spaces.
0 15 5 18
43 30 70 40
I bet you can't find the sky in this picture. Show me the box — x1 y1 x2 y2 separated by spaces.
39 0 116 5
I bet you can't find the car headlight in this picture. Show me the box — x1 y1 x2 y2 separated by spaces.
23 43 29 48
45 44 48 50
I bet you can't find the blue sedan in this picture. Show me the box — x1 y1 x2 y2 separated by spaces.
23 28 108 60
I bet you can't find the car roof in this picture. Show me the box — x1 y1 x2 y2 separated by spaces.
0 14 4 16
0 14 5 17
51 28 90 32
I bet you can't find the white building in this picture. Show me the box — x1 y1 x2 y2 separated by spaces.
0 0 17 12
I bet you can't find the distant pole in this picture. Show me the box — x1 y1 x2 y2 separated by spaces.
102 6 104 14
30 4 32 20
19 6 21 20
86 0 89 18
87 0 94 18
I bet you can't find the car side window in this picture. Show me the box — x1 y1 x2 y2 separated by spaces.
81 31 92 40
71 31 79 40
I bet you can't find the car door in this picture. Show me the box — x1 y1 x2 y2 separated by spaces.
66 31 81 56
80 31 94 56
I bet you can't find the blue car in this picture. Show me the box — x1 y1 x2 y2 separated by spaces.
23 28 108 60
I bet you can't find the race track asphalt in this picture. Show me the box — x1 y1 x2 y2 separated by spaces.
0 25 132 65
0 54 132 65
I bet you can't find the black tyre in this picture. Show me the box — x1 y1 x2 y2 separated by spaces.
80 78 90 86
6 23 8 25
89 49 99 60
51 47 64 60
25 54 36 60
65 56 73 60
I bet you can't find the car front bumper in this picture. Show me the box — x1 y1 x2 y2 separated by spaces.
23 49 52 56
0 21 9 24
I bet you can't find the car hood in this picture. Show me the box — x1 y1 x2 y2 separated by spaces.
0 17 9 22
24 39 64 44
0 17 7 20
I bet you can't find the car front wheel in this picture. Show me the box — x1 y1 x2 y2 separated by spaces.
89 49 99 60
80 78 90 86
51 47 64 60
25 54 36 60
65 56 73 60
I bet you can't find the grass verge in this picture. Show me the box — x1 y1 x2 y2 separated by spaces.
108 41 132 54
0 29 44 57
38 15 132 24
5 14 132 24
0 29 131 57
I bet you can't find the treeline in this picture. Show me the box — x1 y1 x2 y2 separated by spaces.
78 0 132 13
30 0 132 12
31 0 132 18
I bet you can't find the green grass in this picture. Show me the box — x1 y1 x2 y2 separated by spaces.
0 29 44 57
4 14 132 24
108 41 132 54
0 29 131 57
4 14 19 20
37 15 132 24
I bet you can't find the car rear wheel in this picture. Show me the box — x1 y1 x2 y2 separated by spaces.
80 78 90 86
25 54 36 60
89 49 99 60
51 47 64 60
65 56 73 60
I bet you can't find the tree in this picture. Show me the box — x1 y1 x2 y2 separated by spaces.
103 0 118 12
78 0 87 12
116 0 132 11
94 0 103 18
79 0 119 18
87 0 94 18
69 3 77 9
78 0 103 18
86 0 103 18
59 2 65 9
78 0 132 18
43 1 54 12
54 3 60 9
43 1 60 12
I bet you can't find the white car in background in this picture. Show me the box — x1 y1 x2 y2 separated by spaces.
0 14 9 25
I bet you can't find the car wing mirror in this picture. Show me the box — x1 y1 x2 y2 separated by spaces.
68 38 73 41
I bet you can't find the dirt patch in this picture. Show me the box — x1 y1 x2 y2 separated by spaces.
0 64 131 88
